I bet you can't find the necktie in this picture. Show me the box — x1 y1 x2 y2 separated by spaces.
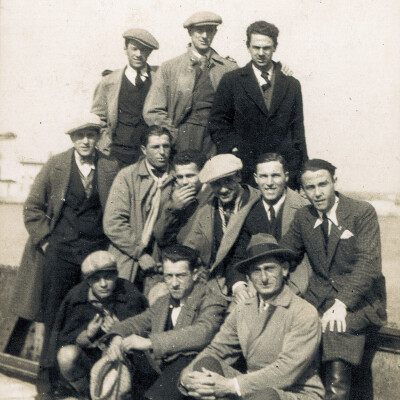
165 297 180 331
321 213 329 253
269 205 276 236
135 71 144 89
261 70 271 91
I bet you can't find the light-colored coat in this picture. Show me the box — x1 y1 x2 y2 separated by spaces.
103 158 175 280
10 149 119 321
143 48 237 138
91 66 158 155
109 282 227 366
182 285 324 400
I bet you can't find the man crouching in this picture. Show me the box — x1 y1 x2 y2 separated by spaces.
52 251 148 398
180 234 325 400
102 244 227 399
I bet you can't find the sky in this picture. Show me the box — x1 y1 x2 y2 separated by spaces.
0 0 399 193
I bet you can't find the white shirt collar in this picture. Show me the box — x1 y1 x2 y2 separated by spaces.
125 64 148 86
74 150 95 178
262 191 286 218
313 196 340 229
252 63 274 87
189 45 211 60
145 159 169 181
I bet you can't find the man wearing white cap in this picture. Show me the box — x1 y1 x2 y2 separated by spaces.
183 153 261 299
10 114 119 397
91 28 159 168
143 11 237 157
51 251 147 398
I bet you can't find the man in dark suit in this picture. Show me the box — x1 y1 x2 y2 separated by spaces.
209 20 307 189
103 244 227 400
12 114 119 397
280 159 387 400
230 153 310 298
91 28 159 168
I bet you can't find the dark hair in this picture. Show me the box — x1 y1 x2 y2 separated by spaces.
173 150 206 171
300 159 337 180
255 152 287 173
162 245 199 272
140 125 173 147
246 21 279 47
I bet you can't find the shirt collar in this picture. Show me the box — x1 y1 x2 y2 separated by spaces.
74 150 95 177
145 159 169 180
252 63 274 87
313 196 340 229
262 190 286 214
125 64 149 84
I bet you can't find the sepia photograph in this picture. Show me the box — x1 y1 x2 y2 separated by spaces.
0 0 399 399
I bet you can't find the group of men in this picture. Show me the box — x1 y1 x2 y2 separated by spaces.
9 10 386 400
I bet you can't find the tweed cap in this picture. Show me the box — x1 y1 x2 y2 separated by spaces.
199 154 243 184
81 251 118 279
65 113 101 136
235 233 296 274
122 28 159 50
183 11 222 28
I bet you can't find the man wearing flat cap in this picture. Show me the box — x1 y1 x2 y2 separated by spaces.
183 153 261 300
9 114 119 397
143 11 237 157
91 28 159 168
49 251 147 398
180 233 324 400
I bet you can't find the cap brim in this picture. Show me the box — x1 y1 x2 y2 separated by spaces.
124 37 158 50
235 249 296 274
186 22 220 28
84 266 118 279
200 169 240 184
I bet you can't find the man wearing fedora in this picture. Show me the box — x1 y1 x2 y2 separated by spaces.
9 114 119 397
102 244 227 399
91 28 159 168
51 251 147 398
180 233 324 400
280 159 386 400
183 153 261 299
143 11 237 157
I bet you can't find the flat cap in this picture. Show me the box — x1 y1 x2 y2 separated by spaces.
122 28 159 50
65 113 101 136
199 154 243 184
183 11 222 29
81 251 118 279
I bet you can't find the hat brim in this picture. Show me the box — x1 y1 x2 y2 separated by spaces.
235 248 296 274
84 266 118 279
66 123 101 136
185 22 220 28
200 169 240 184
124 37 158 50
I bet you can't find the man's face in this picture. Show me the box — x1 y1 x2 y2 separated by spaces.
70 129 99 158
247 257 288 301
141 134 171 170
247 33 276 70
254 161 288 204
163 259 198 301
301 169 336 213
189 25 217 54
174 162 201 192
125 40 152 70
88 270 118 299
209 173 241 205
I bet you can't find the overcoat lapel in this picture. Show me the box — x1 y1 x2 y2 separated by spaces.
239 63 268 117
244 298 275 344
268 67 289 118
108 68 125 131
153 298 170 333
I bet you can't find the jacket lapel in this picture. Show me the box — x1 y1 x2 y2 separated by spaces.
268 65 289 118
239 63 268 117
281 189 298 235
174 283 201 329
153 296 170 333
109 68 125 131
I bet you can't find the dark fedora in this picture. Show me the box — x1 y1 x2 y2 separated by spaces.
235 233 296 274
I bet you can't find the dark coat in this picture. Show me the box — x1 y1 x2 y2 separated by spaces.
10 148 119 321
110 282 227 366
209 62 307 187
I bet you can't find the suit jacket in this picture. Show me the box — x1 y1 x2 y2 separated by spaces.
143 47 237 139
109 282 227 366
230 188 311 295
103 158 175 280
183 185 261 293
10 148 119 321
181 285 324 399
209 62 307 185
280 193 387 329
91 65 158 155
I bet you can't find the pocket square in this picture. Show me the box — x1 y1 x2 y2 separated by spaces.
340 229 354 239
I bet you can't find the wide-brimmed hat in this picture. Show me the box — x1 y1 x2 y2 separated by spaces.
90 356 131 400
235 233 296 274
